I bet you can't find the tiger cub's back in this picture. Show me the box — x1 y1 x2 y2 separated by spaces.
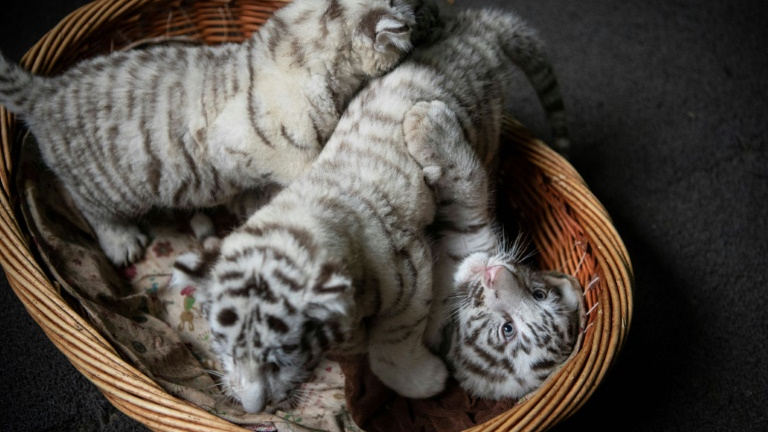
0 0 436 266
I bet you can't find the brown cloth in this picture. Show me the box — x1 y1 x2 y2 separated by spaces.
336 354 517 432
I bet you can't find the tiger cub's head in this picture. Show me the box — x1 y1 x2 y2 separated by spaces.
271 0 440 77
445 251 586 400
171 229 355 414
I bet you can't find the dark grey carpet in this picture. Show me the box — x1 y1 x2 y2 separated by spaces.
1 0 765 431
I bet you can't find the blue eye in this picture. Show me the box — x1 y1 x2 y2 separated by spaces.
501 322 515 340
533 289 547 301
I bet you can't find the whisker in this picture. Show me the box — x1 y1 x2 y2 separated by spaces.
290 388 312 406
573 251 587 275
584 274 600 296
199 382 227 392
586 302 599 316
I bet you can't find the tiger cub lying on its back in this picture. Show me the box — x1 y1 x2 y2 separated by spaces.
403 101 586 401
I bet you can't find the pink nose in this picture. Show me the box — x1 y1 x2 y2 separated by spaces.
484 265 503 288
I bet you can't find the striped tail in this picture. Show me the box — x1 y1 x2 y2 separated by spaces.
498 17 571 156
0 51 37 116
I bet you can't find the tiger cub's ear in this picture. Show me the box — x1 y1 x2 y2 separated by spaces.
169 248 220 307
304 264 354 321
373 15 413 53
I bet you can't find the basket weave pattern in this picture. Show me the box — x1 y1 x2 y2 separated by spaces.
0 1 633 431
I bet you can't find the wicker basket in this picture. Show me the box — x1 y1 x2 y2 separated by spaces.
0 1 633 431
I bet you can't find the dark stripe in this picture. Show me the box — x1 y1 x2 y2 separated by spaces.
219 270 245 281
531 358 557 371
267 16 287 57
324 0 343 21
243 223 318 259
225 276 278 303
273 268 303 292
216 307 238 327
172 181 190 206
311 321 330 349
106 124 139 207
140 115 161 195
325 320 345 344
209 165 222 198
222 244 300 271
266 314 289 334
281 296 298 315
293 9 313 26
70 82 117 213
358 8 388 40
456 351 506 382
281 124 306 150
313 263 348 294
290 38 305 66
536 73 559 98
325 76 343 116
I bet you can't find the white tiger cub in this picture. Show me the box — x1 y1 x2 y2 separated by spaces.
0 0 437 265
169 92 463 413
403 100 586 400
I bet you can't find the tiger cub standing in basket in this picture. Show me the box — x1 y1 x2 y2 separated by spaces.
0 0 437 266
404 101 586 401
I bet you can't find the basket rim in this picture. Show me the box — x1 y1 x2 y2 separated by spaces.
0 1 634 431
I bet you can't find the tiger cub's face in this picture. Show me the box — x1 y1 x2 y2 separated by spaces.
282 0 437 78
446 252 585 400
172 232 355 414
342 0 439 74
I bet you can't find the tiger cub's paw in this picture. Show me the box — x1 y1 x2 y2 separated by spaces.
93 220 149 266
370 348 448 399
403 100 463 186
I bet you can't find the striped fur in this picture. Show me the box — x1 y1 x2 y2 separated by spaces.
170 80 456 412
445 256 584 399
396 10 582 399
0 0 437 266
404 100 584 401
170 6 577 411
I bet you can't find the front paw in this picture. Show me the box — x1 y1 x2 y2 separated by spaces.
95 222 149 266
403 100 462 186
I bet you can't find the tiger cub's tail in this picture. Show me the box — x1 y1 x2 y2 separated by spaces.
496 12 571 155
0 52 40 116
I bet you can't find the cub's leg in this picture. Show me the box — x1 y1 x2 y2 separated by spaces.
403 100 498 349
403 100 488 207
367 241 448 399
